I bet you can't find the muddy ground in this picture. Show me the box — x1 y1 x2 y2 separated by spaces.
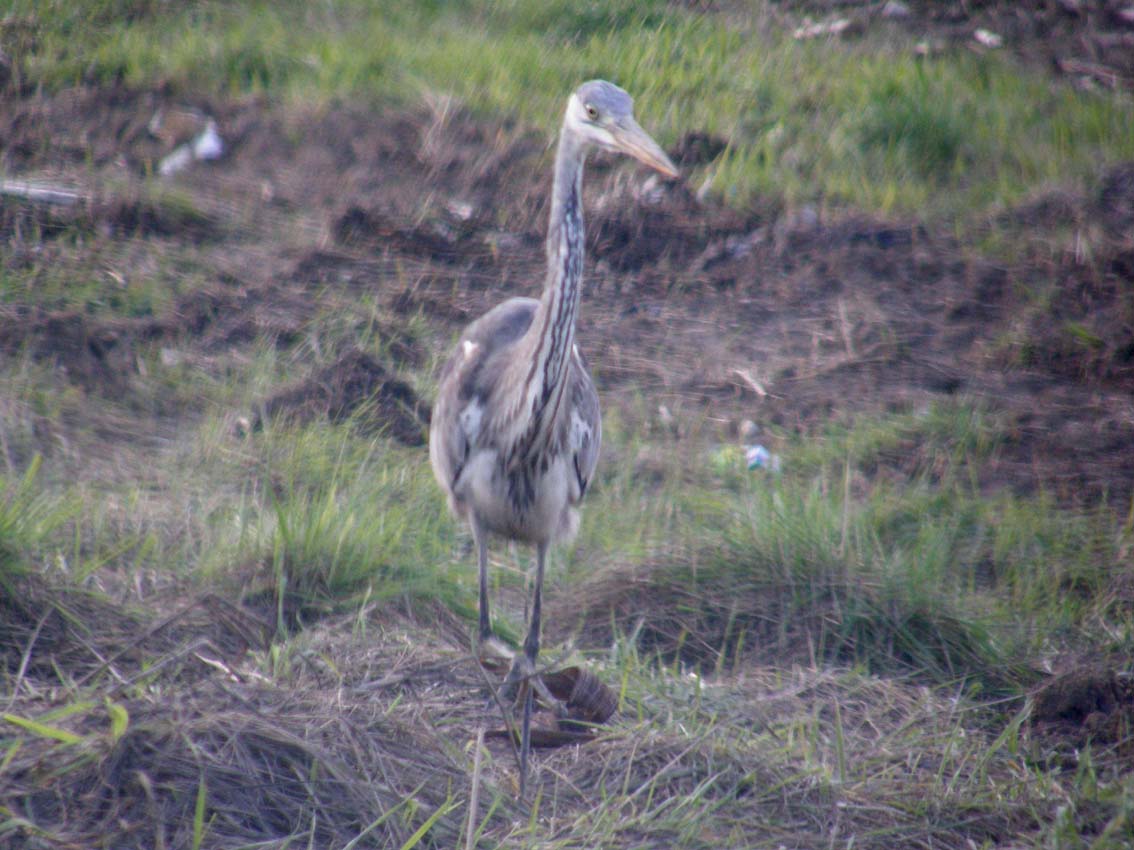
3 79 1133 504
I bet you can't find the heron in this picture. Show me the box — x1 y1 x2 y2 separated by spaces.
429 80 677 792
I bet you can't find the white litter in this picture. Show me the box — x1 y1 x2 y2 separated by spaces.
159 119 226 177
973 28 1003 48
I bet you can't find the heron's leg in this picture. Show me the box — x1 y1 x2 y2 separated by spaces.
473 516 491 644
502 541 546 692
517 540 548 799
473 518 512 667
519 683 534 797
524 541 547 668
500 543 563 713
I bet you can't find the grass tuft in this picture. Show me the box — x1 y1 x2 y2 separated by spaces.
563 402 1125 691
857 75 968 182
0 456 76 592
209 419 471 633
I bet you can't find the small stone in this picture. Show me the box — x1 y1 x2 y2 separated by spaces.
445 199 474 221
973 28 1003 48
881 1 911 19
160 348 183 367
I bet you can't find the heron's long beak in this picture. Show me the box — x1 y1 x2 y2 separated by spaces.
612 117 679 179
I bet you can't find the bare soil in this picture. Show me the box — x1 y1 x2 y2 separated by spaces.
3 79 1132 503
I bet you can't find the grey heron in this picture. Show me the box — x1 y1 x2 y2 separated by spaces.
429 80 677 794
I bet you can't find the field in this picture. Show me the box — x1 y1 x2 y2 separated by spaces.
2 1 1133 847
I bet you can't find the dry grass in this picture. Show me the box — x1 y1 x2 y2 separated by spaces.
3 583 1109 849
1 592 514 849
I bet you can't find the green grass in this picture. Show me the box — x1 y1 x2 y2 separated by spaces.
234 420 471 631
0 457 71 588
565 399 1129 690
9 0 1134 221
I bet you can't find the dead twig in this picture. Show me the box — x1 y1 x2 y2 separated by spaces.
3 607 51 712
730 366 769 398
465 728 486 850
0 179 85 206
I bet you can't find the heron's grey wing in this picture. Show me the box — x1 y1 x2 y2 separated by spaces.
429 343 472 499
429 298 539 497
566 346 601 504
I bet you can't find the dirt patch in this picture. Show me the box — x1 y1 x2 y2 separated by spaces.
0 307 138 393
333 204 475 265
3 80 1134 502
1030 662 1134 765
255 348 429 445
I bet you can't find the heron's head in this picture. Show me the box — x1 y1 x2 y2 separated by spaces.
566 80 678 179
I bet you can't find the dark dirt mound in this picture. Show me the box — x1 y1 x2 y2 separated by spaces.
1030 662 1134 764
670 130 729 168
0 307 138 393
333 204 475 264
96 194 224 242
255 348 429 445
1098 161 1134 235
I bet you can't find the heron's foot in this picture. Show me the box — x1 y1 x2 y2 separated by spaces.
497 653 533 705
477 634 515 674
498 655 567 720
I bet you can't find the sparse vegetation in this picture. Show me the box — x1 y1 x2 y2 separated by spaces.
3 1 1134 848
9 0 1134 219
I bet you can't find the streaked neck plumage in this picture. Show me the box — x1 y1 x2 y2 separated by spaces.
512 120 586 455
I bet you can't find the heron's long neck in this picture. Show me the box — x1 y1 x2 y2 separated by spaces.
518 128 585 444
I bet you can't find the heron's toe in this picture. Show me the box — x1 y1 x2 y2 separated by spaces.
495 659 569 721
529 675 568 719
477 635 515 673
492 654 530 705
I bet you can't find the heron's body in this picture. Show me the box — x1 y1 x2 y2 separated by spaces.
430 297 600 545
429 80 676 795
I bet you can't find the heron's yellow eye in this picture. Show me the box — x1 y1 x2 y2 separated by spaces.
585 104 598 120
